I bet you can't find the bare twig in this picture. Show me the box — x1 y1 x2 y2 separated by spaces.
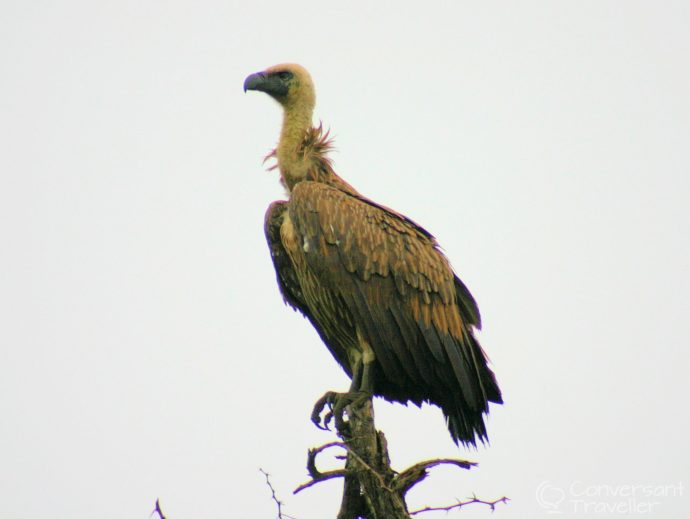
394 458 477 496
260 468 297 519
150 499 167 519
294 441 347 494
409 496 510 515
294 469 348 494
293 435 396 496
307 441 346 478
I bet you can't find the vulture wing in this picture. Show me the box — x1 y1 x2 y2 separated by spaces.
283 181 501 445
264 200 354 377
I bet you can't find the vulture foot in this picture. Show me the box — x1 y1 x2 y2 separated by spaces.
311 391 371 433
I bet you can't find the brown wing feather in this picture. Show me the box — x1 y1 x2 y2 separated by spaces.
284 182 501 445
264 201 354 377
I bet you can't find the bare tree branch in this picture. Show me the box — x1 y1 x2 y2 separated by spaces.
306 441 346 479
409 496 510 515
150 499 167 519
260 468 297 519
294 469 348 494
293 441 348 494
296 395 507 518
394 458 476 496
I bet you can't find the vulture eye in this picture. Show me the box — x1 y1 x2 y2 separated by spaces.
277 71 293 81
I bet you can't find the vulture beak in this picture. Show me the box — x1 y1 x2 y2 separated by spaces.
243 71 289 97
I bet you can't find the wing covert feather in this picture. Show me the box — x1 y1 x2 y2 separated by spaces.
287 182 490 409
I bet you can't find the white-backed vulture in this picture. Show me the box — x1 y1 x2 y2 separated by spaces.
244 63 502 446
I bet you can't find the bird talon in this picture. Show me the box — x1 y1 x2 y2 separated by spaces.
311 391 338 430
310 390 373 434
323 410 334 428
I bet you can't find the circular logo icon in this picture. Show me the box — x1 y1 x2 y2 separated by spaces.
536 481 565 513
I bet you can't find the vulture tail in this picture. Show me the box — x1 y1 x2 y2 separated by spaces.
443 329 502 447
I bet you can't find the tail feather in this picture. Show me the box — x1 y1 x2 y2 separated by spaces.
444 329 502 447
443 399 491 447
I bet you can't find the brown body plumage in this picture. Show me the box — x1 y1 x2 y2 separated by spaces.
245 64 502 446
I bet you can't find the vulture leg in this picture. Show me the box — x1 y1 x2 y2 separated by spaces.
310 357 373 433
359 356 374 393
349 357 364 393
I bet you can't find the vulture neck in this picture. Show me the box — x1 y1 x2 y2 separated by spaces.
277 101 314 190
277 100 360 196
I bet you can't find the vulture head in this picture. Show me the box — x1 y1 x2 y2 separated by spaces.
244 63 315 112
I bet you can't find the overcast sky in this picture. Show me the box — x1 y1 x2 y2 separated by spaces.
1 1 689 518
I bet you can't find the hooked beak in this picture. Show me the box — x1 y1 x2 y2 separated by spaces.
243 71 289 97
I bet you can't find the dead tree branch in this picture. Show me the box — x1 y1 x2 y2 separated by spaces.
260 468 297 519
294 442 348 494
150 499 167 519
394 458 476 496
409 495 510 515
298 394 506 518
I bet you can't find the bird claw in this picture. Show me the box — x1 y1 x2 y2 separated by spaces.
311 390 371 433
311 391 338 431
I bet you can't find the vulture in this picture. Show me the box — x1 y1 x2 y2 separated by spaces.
244 64 502 446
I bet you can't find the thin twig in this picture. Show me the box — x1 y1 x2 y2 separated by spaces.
394 458 477 495
409 496 510 515
294 469 348 494
260 468 297 519
150 499 167 519
307 441 346 477
293 436 395 495
294 441 348 494
306 441 346 480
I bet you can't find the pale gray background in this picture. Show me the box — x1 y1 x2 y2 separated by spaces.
1 1 688 518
